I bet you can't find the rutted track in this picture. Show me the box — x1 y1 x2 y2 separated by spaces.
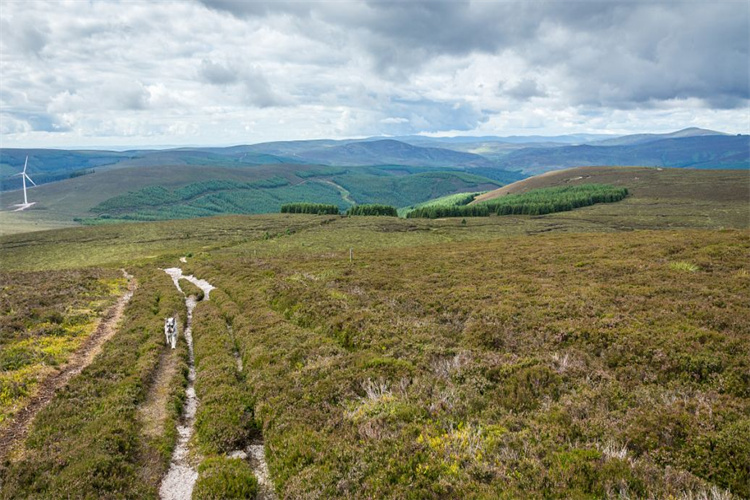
159 268 213 500
0 269 136 462
159 267 276 499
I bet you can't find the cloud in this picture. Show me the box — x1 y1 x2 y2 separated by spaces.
5 111 71 133
0 17 49 56
199 59 287 108
199 59 240 85
0 0 747 148
504 79 548 101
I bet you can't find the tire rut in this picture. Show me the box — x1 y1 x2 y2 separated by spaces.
159 268 214 500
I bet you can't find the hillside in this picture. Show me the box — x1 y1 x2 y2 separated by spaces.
4 129 746 194
290 139 500 168
495 135 750 174
0 163 513 234
474 166 749 202
1 168 748 498
589 127 727 146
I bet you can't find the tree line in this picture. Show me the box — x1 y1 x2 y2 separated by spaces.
408 184 628 218
280 203 341 215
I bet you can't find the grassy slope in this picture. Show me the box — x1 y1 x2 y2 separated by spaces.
0 164 506 234
196 229 750 498
474 167 750 230
0 269 124 430
0 168 749 498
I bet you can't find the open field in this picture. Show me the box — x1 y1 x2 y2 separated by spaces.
0 167 749 498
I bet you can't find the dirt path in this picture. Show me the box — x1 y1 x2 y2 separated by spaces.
139 350 178 439
316 179 356 206
159 268 214 500
0 269 137 462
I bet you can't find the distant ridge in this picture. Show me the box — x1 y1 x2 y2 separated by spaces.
2 128 746 192
590 127 728 147
495 135 749 174
291 139 499 168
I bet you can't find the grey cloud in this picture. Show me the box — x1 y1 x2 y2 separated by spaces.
6 111 70 132
197 0 312 18
0 18 49 56
199 59 286 108
114 83 150 111
242 68 283 108
195 0 749 110
199 59 240 85
505 79 547 101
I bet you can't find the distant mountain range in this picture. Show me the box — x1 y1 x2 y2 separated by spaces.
1 127 747 192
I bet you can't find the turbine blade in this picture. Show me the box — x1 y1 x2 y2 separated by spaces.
23 156 28 174
25 174 37 186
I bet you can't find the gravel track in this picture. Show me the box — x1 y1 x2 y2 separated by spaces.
159 268 212 500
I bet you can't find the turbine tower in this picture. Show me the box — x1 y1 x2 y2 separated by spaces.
12 156 37 211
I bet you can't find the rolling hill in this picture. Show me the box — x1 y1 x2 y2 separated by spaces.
273 139 502 168
2 129 747 194
494 135 750 174
589 127 727 146
0 162 515 234
0 167 748 499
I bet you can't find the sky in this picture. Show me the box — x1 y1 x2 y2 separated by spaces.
1 0 748 148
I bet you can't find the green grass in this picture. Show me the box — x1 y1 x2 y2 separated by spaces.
0 167 748 498
192 229 750 498
477 184 628 216
0 269 123 430
399 191 483 217
1 268 186 498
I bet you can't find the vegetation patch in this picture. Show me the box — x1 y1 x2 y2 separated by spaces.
0 268 122 430
346 204 398 217
669 261 700 272
281 203 340 215
192 457 259 500
192 298 259 455
0 269 185 498
479 183 628 216
406 204 490 219
193 229 748 498
400 191 483 216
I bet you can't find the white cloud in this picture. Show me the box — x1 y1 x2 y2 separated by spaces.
0 0 747 148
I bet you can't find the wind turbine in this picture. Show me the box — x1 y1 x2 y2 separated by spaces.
12 156 37 211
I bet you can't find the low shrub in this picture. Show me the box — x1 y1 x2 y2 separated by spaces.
179 278 205 301
0 269 185 498
192 300 259 455
193 457 259 500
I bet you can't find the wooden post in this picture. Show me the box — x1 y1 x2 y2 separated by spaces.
349 248 353 263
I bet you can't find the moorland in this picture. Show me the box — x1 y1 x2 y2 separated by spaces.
0 164 748 499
